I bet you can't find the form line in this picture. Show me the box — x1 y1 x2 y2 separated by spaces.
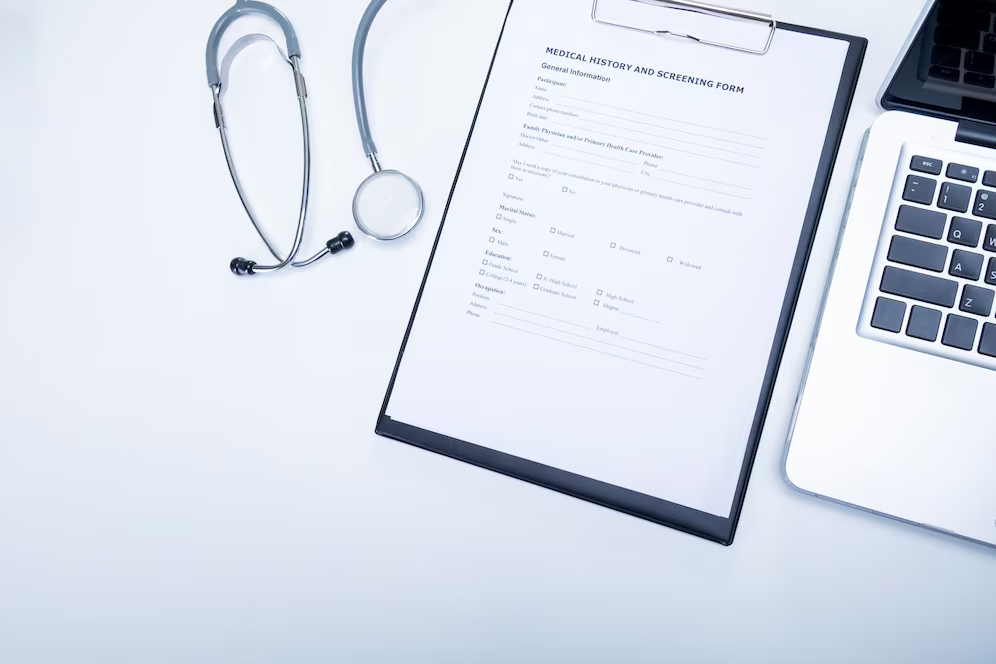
621 337 707 361
651 176 752 200
495 303 589 329
551 122 758 168
618 312 664 324
547 143 639 165
657 168 753 191
492 322 702 379
560 95 767 140
542 152 634 174
494 312 704 370
556 104 765 149
570 116 762 158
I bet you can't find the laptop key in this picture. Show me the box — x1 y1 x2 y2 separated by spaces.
942 314 979 351
935 24 981 50
988 257 996 285
911 155 943 175
931 45 962 67
986 34 996 55
939 181 972 212
950 249 985 280
871 297 906 333
985 170 996 187
938 6 991 32
929 65 961 82
960 284 995 316
948 216 984 246
965 50 996 74
965 72 996 88
972 189 996 219
947 163 980 183
881 266 959 307
895 205 946 239
906 305 942 341
888 235 948 272
903 175 937 205
985 224 996 251
980 323 996 357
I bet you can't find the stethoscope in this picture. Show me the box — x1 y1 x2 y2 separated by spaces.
206 0 425 276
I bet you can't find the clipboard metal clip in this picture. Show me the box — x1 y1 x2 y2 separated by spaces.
591 0 776 55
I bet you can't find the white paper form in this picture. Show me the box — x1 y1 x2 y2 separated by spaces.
386 0 849 517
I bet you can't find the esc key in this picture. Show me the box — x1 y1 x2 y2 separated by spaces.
911 155 942 176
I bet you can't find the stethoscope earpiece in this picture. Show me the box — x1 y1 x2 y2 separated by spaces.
328 231 356 254
230 257 256 276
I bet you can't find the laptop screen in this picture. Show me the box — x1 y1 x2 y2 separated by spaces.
883 0 996 125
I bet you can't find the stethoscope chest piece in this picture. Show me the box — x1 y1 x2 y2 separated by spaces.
352 168 425 241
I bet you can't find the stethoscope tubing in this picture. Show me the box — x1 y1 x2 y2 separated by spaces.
352 0 390 160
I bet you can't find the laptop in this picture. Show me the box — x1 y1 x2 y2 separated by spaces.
785 0 996 548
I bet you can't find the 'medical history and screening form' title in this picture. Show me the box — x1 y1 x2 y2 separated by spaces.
543 47 746 93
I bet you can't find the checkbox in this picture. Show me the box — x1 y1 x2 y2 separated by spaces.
482 259 488 265
496 214 502 220
489 237 495 243
537 273 543 279
479 269 485 275
533 284 539 290
593 300 600 306
667 256 673 263
508 174 514 179
543 251 549 257
597 289 602 296
550 227 556 233
562 187 568 192
610 242 616 249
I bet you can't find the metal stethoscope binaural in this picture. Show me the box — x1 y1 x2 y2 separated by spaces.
206 0 425 276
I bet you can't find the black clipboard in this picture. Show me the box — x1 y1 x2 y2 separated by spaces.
376 0 866 546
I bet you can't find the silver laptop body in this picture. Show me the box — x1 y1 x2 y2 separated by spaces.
785 0 996 548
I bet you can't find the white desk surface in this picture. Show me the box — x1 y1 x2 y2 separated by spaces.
1 0 994 661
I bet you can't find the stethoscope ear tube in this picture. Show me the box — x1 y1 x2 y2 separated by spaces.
206 0 301 89
212 54 312 275
207 2 355 276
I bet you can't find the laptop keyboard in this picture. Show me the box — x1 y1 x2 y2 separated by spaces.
929 3 996 89
859 144 996 370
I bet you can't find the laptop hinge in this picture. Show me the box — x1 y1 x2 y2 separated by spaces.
955 120 996 150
